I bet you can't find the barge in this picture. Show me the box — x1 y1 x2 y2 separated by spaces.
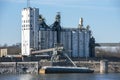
39 66 94 74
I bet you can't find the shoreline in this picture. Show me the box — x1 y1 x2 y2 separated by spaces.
0 61 120 74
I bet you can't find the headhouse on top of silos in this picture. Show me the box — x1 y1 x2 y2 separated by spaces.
21 7 95 58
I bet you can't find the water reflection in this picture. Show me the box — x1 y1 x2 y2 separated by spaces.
0 73 120 80
19 74 34 80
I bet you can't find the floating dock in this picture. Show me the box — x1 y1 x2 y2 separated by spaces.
39 66 94 74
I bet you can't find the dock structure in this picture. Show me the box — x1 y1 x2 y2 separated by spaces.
100 60 108 73
1 61 120 74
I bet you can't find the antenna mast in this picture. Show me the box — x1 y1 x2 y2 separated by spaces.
27 0 30 7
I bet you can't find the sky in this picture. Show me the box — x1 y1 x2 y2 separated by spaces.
0 0 120 46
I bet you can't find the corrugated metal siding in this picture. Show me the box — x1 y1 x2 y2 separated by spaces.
38 29 91 58
72 31 79 57
78 31 84 57
84 31 90 57
66 31 72 57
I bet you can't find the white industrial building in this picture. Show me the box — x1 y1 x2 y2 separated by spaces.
21 7 95 57
21 7 39 56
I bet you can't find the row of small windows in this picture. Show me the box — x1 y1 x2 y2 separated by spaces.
22 20 32 23
22 28 33 30
22 24 32 27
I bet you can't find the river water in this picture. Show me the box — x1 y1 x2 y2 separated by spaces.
0 73 120 80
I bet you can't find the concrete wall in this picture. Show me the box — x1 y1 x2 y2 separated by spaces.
0 62 38 74
16 62 38 74
0 61 120 74
76 61 120 73
0 62 16 74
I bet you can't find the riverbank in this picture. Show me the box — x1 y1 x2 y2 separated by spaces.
0 61 120 74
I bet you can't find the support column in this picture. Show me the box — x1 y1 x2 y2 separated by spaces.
100 60 108 73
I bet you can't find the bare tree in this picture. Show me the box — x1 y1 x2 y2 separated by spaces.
3 43 8 47
95 47 120 58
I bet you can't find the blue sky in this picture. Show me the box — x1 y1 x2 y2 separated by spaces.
0 0 120 46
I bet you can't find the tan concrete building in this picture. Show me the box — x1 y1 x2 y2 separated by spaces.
0 48 7 57
0 47 21 57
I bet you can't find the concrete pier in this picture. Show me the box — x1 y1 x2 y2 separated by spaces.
100 60 108 73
